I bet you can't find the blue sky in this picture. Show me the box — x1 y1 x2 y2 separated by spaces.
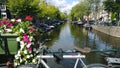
66 0 79 4
46 0 80 14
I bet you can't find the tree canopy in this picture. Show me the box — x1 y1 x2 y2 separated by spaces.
103 0 120 13
7 0 66 20
69 0 102 21
7 0 40 18
103 0 120 20
38 2 60 19
69 1 90 21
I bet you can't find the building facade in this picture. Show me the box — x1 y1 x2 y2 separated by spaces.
0 0 7 18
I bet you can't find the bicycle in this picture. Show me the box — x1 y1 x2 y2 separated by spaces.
36 48 110 68
35 46 120 68
17 39 120 68
36 48 86 68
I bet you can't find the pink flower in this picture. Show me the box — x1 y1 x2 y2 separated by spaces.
28 46 32 51
22 35 31 44
23 33 27 36
0 20 3 26
29 29 34 33
27 40 31 44
7 23 13 27
6 23 13 29
16 19 21 22
0 19 10 26
22 37 28 43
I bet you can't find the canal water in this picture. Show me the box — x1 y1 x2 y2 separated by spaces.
44 22 120 68
0 22 120 68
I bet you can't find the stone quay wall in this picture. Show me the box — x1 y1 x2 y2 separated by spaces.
92 25 120 38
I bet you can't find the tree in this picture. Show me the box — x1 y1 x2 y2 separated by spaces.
38 2 61 19
103 0 120 20
60 12 67 20
69 1 90 21
7 0 40 18
103 0 115 12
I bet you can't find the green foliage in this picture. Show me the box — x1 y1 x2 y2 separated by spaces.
7 0 40 18
38 2 61 19
69 0 102 21
103 0 120 20
69 1 90 20
103 0 120 13
111 12 117 21
7 0 66 20
60 13 67 20
47 5 60 19
103 0 115 12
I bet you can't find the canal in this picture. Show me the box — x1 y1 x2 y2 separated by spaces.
0 21 120 68
44 22 120 68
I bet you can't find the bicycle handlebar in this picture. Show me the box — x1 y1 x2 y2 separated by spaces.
36 53 86 68
37 53 85 59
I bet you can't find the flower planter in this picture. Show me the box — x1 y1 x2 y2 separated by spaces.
0 33 18 37
0 33 18 54
0 16 40 66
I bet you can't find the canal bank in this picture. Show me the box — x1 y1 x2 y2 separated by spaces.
92 25 120 38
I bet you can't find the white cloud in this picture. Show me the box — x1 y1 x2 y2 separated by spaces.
46 0 79 14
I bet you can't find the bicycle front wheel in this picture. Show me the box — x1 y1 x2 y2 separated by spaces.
86 63 108 68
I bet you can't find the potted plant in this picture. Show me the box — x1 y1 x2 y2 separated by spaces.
0 16 40 67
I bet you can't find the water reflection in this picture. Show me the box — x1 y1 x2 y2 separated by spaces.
46 23 74 50
45 22 120 66
94 30 120 48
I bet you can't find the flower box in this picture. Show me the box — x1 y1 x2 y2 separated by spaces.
0 16 40 67
1 33 18 36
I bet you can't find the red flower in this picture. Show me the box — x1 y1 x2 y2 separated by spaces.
25 16 33 21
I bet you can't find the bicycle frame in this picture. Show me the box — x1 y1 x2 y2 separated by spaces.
35 39 86 68
36 53 86 68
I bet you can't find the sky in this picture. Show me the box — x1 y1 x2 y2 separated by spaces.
46 0 80 14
